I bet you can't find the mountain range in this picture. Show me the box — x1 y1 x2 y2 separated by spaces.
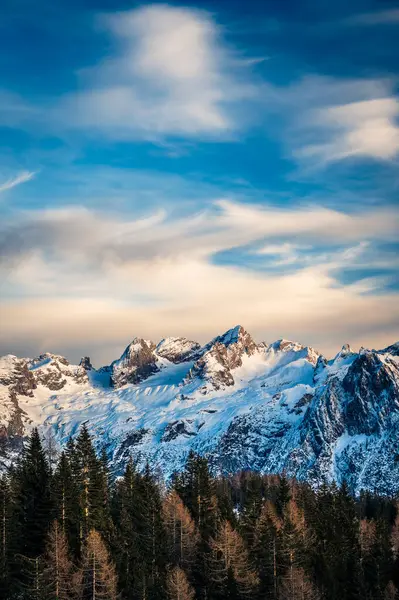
1 325 399 494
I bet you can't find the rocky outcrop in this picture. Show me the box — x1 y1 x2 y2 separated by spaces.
29 354 88 389
155 337 201 363
187 325 259 391
110 338 159 388
79 356 93 370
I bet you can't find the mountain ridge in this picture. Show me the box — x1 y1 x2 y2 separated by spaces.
1 325 398 494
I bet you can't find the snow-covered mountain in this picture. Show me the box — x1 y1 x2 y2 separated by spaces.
1 325 399 494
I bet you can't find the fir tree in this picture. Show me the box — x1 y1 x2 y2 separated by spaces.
11 428 52 558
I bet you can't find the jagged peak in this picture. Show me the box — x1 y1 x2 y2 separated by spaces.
206 325 256 351
270 339 304 352
268 339 320 365
29 353 70 369
333 343 356 361
155 337 201 364
79 357 93 371
119 338 155 361
378 341 399 357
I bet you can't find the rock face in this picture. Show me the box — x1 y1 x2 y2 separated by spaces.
79 357 93 371
187 326 259 391
1 326 399 494
155 337 201 364
110 339 159 388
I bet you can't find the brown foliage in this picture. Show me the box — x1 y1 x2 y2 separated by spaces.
209 520 259 597
163 490 199 570
166 566 196 600
81 529 118 600
278 567 321 600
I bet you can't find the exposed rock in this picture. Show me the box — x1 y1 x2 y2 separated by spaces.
110 338 159 388
1 327 399 494
162 419 198 442
79 356 93 370
155 337 201 363
186 325 259 391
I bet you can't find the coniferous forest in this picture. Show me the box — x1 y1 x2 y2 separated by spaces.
1 427 399 599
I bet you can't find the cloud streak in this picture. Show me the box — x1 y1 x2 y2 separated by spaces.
0 171 36 194
1 199 398 363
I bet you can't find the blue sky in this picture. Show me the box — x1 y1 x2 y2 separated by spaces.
0 0 398 363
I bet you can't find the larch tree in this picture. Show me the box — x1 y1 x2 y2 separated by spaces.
80 529 118 600
163 490 199 571
41 520 76 600
166 566 196 600
278 566 321 600
209 520 258 599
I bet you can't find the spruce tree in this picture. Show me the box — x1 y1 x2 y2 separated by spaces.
11 428 52 558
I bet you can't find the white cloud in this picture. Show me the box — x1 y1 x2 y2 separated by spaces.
277 77 399 165
1 199 398 363
0 171 36 193
299 98 399 162
63 4 255 139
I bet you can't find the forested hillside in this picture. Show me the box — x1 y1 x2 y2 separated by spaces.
1 426 399 599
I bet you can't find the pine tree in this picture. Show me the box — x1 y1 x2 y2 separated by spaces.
74 425 112 543
166 566 196 600
80 529 118 600
112 460 141 599
240 472 263 551
175 451 218 540
276 474 291 519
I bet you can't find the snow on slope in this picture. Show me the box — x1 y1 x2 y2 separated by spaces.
1 326 399 494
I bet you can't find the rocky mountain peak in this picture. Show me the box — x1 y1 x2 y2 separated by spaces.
111 338 159 388
79 356 93 371
334 343 355 360
155 337 201 364
186 325 259 392
1 330 399 494
379 342 399 357
206 325 257 355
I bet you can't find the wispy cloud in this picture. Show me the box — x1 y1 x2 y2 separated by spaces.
59 4 257 141
272 77 399 167
1 199 398 362
0 171 36 194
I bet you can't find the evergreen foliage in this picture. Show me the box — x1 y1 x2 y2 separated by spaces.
0 426 398 599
